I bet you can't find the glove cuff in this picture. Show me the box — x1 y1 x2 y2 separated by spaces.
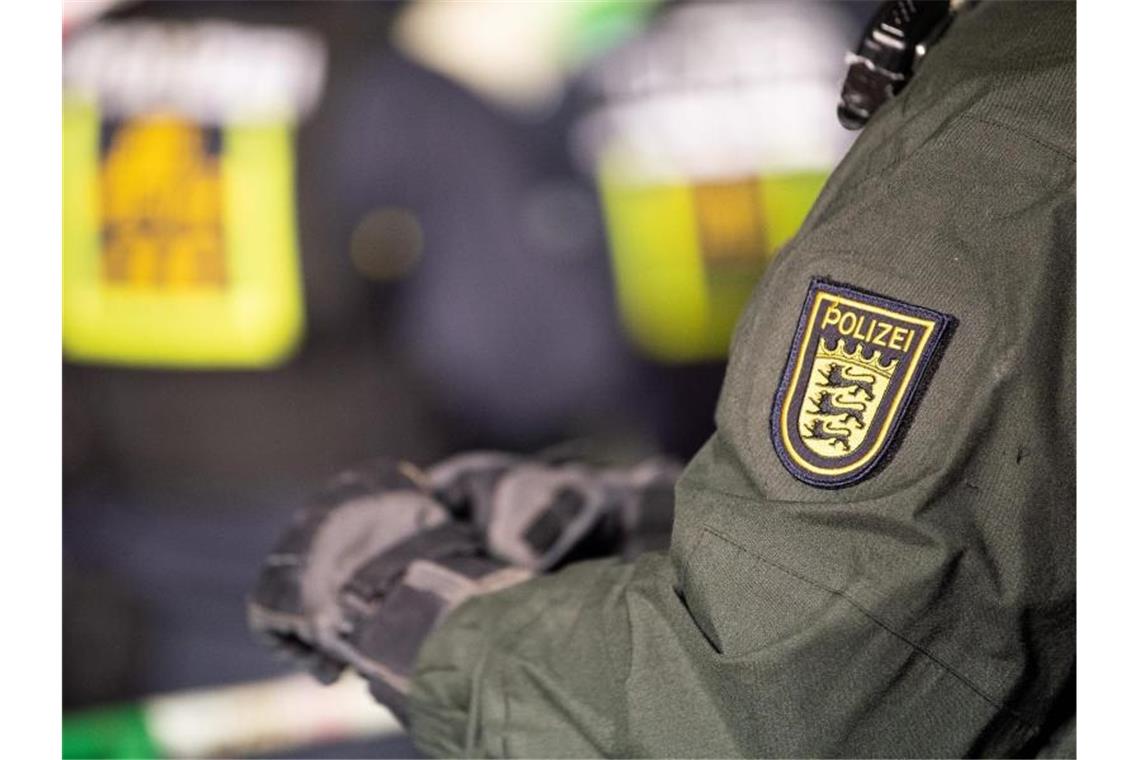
331 523 532 718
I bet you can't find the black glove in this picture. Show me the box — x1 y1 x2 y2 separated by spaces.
249 453 680 719
248 459 531 720
427 452 682 571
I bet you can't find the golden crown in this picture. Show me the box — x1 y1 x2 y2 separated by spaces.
816 338 899 377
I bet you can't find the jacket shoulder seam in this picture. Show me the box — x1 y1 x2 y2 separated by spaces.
958 113 1075 163
701 524 1036 733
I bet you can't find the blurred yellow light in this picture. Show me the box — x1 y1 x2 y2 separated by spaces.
63 99 305 368
599 163 827 362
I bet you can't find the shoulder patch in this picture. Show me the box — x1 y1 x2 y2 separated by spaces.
771 277 954 488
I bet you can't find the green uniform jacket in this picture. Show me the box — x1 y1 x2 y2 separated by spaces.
408 2 1076 756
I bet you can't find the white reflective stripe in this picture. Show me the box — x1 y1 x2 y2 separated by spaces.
143 671 401 758
573 81 850 181
64 20 327 123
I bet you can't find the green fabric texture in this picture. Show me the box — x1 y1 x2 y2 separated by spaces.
408 1 1076 756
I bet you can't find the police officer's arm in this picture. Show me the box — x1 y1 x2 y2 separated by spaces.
406 2 1075 757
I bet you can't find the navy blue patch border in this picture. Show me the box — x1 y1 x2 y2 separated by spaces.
769 277 956 489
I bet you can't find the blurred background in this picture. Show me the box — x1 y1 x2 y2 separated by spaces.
61 1 874 756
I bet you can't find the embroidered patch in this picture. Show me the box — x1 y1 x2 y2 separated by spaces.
771 278 954 488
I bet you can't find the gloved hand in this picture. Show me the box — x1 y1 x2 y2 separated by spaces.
428 452 682 571
249 453 680 718
248 459 531 721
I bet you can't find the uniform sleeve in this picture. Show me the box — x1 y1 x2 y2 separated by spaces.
407 4 1075 757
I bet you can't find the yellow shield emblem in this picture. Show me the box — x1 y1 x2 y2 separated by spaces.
771 278 954 488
